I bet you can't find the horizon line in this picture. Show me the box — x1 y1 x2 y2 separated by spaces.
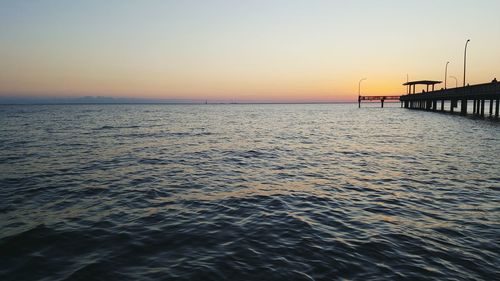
0 101 407 105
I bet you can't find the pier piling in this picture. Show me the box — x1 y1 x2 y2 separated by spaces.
461 99 467 115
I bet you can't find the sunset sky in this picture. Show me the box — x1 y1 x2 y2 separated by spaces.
1 0 499 102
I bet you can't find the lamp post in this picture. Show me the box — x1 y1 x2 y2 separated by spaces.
358 78 367 108
358 78 367 96
444 61 449 89
449 76 458 88
463 39 470 87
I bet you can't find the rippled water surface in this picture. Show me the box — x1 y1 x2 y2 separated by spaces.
1 104 499 280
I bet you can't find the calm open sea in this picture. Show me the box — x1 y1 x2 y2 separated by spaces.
0 104 499 280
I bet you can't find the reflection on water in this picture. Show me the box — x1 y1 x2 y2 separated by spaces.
0 104 499 280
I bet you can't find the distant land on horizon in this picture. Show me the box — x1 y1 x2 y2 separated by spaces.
0 96 358 105
0 96 199 105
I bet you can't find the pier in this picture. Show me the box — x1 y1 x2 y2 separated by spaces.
399 81 500 118
358 95 400 108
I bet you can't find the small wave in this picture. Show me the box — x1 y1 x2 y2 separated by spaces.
93 125 141 130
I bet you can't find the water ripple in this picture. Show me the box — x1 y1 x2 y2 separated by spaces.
0 104 499 280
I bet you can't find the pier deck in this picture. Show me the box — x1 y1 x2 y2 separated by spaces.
399 81 500 117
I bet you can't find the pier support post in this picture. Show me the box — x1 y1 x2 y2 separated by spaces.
480 99 485 117
381 99 384 108
496 100 499 118
450 100 454 113
473 100 477 115
460 99 467 115
490 99 494 116
358 96 361 108
432 100 437 111
441 100 444 111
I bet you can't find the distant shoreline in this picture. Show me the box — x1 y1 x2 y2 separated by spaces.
0 101 407 105
0 96 408 105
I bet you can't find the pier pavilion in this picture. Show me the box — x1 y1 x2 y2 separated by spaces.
403 80 441 94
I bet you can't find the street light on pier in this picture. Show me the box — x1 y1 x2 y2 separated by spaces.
449 76 458 88
463 39 470 87
358 78 367 108
358 78 367 97
444 61 449 89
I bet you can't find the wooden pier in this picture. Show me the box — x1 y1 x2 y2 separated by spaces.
399 81 500 118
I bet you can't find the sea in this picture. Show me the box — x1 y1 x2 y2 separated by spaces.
0 103 499 280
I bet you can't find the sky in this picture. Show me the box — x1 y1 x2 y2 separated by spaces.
1 0 499 102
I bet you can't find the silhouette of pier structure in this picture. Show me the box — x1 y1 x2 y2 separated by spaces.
358 79 500 118
358 95 400 108
399 80 500 118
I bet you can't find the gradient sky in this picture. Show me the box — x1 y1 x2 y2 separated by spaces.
1 0 499 102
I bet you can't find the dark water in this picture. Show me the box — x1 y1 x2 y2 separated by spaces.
1 104 499 280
